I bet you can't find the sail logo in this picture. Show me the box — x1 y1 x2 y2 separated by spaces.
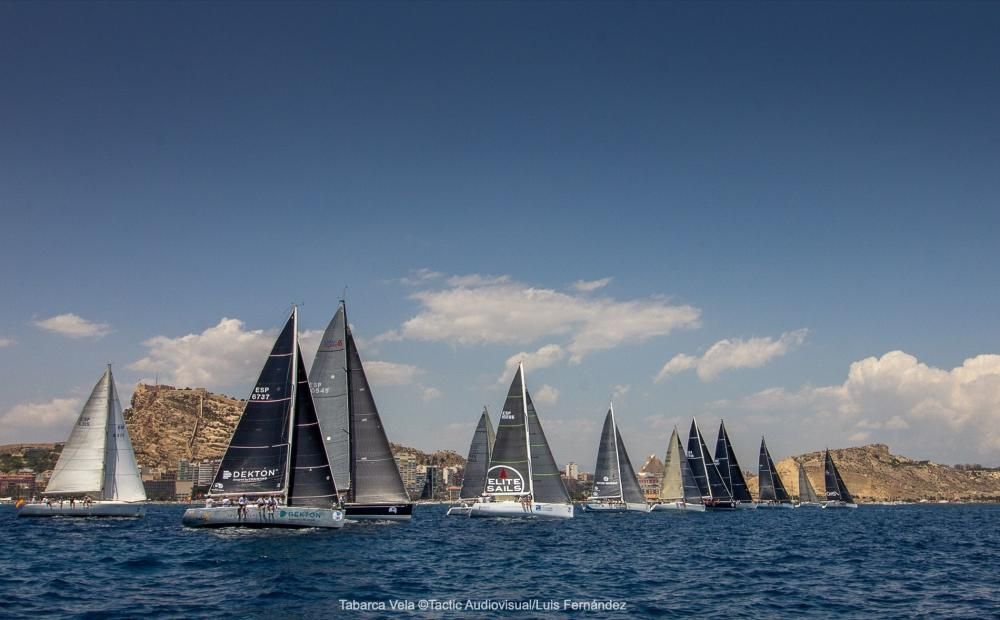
321 339 344 349
222 468 278 482
485 466 525 494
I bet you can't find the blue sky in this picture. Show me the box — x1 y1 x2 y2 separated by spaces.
2 1 999 468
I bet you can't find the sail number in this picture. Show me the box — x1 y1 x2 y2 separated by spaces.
250 387 272 401
309 382 330 395
500 410 515 420
79 417 90 427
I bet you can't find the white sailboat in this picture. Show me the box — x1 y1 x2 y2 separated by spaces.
468 363 573 519
182 308 345 529
19 366 147 518
583 403 648 512
649 427 706 512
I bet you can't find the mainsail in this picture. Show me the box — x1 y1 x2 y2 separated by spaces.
591 405 645 504
44 366 145 501
287 350 339 507
797 461 821 503
308 303 351 493
211 313 296 496
714 421 753 502
458 408 495 500
757 437 790 503
659 428 703 504
686 419 732 501
823 449 854 503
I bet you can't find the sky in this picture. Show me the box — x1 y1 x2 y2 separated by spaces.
2 1 999 470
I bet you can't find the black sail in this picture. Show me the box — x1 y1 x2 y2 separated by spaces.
715 421 752 502
759 437 791 503
591 410 622 499
687 419 732 500
615 424 646 504
459 408 495 500
824 450 854 503
679 444 704 503
287 350 339 507
211 312 295 496
525 390 571 504
798 462 821 503
485 367 531 499
346 329 409 504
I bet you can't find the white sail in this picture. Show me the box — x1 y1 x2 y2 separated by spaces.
102 376 146 501
44 368 114 496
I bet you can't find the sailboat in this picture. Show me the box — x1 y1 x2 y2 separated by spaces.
649 427 705 512
821 449 858 509
468 363 573 519
583 404 648 512
756 437 793 509
446 407 495 516
19 366 146 518
182 308 345 529
310 301 412 521
795 460 822 508
714 420 756 509
686 419 734 510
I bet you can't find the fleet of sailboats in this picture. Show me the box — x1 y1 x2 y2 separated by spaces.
687 419 735 510
18 366 146 518
584 404 647 512
649 428 705 512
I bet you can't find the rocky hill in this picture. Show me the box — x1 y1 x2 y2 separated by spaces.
745 444 1000 502
390 443 466 467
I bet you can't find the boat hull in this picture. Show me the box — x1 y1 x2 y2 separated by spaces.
795 502 822 508
181 506 345 528
703 499 736 511
822 501 858 509
345 503 413 521
649 501 706 512
734 501 758 510
445 504 473 517
757 502 795 510
18 501 146 518
582 502 648 513
468 501 573 520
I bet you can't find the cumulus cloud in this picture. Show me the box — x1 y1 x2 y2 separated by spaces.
398 268 443 286
655 329 808 382
721 351 1000 463
612 384 631 400
385 273 701 363
33 313 112 339
534 384 560 405
421 387 443 401
364 361 423 386
0 397 83 443
0 337 14 348
572 277 612 292
498 344 566 383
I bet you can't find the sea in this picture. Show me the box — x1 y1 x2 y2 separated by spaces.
2 503 998 618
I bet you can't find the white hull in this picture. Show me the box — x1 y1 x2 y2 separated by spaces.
795 502 823 508
583 502 648 513
757 502 795 510
468 500 573 520
181 506 345 528
445 505 473 516
18 501 146 518
735 501 758 510
822 501 858 510
649 501 706 512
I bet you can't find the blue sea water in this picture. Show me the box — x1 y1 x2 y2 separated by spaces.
1 503 998 618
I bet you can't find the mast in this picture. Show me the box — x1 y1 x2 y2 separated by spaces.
610 402 624 500
102 364 113 498
520 362 533 497
343 300 356 501
283 306 299 504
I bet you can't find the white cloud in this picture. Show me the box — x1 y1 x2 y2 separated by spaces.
0 337 14 348
498 344 566 383
130 318 273 388
0 397 83 443
398 268 443 286
572 277 612 292
534 384 560 405
33 313 112 339
421 386 442 401
722 350 1000 463
655 329 808 382
612 384 631 400
364 361 423 386
386 273 701 363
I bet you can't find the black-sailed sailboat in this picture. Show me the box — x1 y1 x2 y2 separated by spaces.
686 419 734 510
584 403 648 512
649 427 705 512
182 308 345 529
822 449 858 509
469 363 573 519
310 301 412 521
796 461 822 508
757 437 793 509
714 420 756 509
446 407 495 516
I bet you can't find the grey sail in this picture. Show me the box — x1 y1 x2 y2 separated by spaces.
660 428 703 503
485 366 531 500
798 461 821 503
615 422 646 504
346 327 409 504
715 421 752 502
823 449 854 503
287 350 339 507
309 303 350 494
687 419 732 501
211 312 295 496
458 408 495 500
591 410 623 499
758 438 790 503
102 374 146 501
525 389 571 504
